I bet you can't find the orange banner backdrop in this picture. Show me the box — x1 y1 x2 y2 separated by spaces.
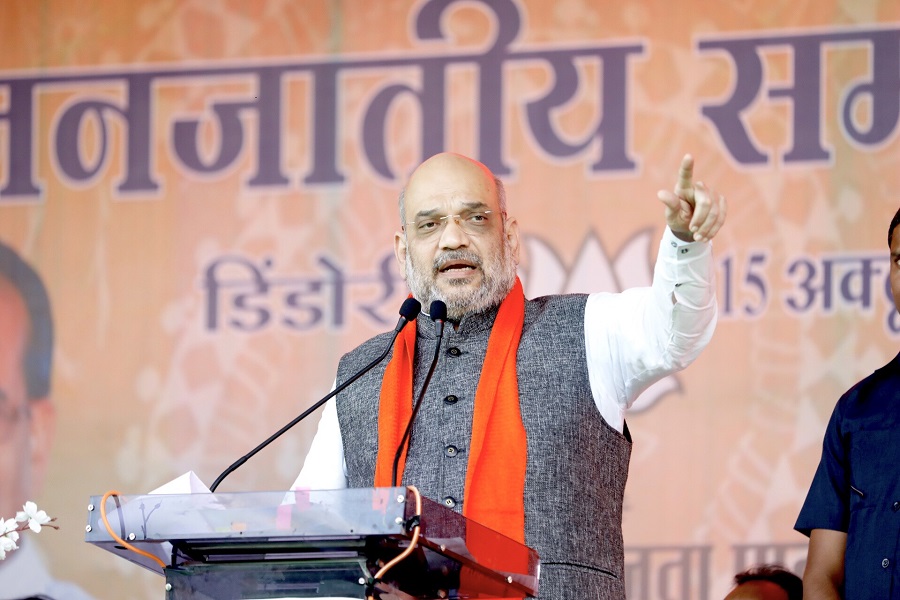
1 1 899 598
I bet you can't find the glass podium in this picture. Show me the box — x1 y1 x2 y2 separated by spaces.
85 487 538 599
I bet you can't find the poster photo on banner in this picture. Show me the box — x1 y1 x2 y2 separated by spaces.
1 1 899 599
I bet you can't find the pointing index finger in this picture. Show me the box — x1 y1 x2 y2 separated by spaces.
675 154 694 197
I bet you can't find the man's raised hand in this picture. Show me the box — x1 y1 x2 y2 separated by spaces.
657 154 727 243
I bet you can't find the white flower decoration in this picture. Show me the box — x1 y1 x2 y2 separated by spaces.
16 501 52 533
1 517 18 535
1 502 56 560
0 523 19 560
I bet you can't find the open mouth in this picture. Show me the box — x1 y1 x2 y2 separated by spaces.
438 261 477 273
434 251 482 277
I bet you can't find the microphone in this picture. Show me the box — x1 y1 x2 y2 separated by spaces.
209 297 422 492
391 300 447 487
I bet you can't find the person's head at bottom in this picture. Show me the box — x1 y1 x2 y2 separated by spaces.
723 564 802 600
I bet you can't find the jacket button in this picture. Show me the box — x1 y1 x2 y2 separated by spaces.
443 395 458 405
448 347 461 356
444 445 459 457
893 501 900 512
883 558 890 569
442 496 457 508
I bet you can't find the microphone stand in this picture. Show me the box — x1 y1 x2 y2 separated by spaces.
209 298 421 492
391 300 447 487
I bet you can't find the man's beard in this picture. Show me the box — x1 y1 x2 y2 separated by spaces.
404 238 517 321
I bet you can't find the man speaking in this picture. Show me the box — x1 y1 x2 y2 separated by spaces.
294 152 726 598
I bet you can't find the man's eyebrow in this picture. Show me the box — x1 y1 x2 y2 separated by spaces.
412 207 441 219
413 201 490 219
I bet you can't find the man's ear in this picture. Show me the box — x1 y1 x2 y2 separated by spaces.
505 217 521 265
394 231 409 280
27 397 56 497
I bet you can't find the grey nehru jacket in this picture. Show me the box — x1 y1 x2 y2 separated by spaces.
335 294 632 600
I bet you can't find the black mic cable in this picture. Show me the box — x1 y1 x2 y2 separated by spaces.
391 300 447 487
209 297 422 492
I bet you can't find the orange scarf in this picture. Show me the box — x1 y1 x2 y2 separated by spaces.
374 278 527 543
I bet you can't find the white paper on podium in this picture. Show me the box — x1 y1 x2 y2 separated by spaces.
148 470 211 495
111 471 220 556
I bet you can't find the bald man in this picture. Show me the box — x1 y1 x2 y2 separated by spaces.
295 152 726 599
